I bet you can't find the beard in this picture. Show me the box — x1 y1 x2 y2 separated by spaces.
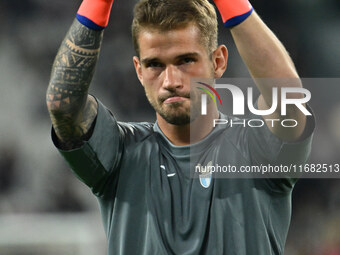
144 88 202 126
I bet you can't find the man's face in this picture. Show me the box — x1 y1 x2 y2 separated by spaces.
133 24 218 125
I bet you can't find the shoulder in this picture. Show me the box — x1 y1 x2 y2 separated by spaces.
93 97 155 141
117 121 155 141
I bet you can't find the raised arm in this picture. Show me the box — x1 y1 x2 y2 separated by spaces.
231 12 306 141
230 12 298 79
213 0 307 141
46 0 113 150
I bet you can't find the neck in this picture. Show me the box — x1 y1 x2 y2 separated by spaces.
156 106 219 146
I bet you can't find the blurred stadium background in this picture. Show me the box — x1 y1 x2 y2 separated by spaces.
0 0 339 254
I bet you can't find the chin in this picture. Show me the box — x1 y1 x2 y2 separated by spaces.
159 107 201 126
149 97 201 125
163 114 191 125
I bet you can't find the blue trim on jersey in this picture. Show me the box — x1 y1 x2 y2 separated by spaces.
76 14 105 31
224 8 254 28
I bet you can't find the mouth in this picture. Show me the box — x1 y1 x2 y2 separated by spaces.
163 96 189 104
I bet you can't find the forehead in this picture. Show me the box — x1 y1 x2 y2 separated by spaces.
137 24 207 59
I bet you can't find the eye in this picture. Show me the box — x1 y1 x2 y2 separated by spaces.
146 61 164 68
180 57 196 65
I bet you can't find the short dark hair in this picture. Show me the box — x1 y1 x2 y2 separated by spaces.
132 0 218 56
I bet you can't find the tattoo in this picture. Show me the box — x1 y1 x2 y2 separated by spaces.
47 20 103 149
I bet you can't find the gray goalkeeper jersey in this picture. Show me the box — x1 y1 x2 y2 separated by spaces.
54 99 314 255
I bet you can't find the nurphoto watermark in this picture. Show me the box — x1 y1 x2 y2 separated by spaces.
189 78 340 179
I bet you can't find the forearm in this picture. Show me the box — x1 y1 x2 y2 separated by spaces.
226 10 306 141
46 19 103 148
230 11 298 79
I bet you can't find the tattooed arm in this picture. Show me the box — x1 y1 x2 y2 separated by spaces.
46 20 103 150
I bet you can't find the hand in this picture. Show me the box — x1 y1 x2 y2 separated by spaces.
213 0 253 27
77 0 115 30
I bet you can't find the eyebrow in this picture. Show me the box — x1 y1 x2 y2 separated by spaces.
140 52 200 65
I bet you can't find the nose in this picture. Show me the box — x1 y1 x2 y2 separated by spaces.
162 65 182 90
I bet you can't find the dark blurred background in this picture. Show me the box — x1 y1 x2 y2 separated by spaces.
0 0 339 254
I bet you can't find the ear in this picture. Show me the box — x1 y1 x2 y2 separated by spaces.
133 56 144 86
212 45 228 78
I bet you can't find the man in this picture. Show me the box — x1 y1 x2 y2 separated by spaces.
47 0 314 254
